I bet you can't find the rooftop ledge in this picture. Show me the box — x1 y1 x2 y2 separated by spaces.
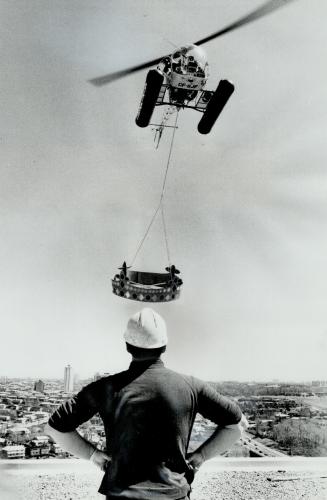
2 456 327 472
1 458 327 500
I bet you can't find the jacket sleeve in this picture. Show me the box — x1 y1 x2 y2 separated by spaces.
48 381 101 432
196 380 242 427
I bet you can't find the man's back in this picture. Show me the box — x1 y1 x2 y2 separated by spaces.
49 359 241 499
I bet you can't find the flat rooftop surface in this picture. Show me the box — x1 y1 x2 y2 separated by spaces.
1 458 327 499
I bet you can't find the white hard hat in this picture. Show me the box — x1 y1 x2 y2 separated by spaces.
124 308 167 348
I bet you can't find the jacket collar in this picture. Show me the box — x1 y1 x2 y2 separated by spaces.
129 358 164 372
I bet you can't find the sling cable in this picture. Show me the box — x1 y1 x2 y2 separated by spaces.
112 111 183 303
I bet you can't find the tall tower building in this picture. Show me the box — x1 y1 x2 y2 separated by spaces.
64 364 74 393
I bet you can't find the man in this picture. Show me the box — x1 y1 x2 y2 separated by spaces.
45 308 246 499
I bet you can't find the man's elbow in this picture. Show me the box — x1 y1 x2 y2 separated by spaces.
225 414 249 435
239 414 249 432
44 423 63 441
236 414 249 434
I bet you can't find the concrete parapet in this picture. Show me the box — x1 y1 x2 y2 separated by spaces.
1 457 327 499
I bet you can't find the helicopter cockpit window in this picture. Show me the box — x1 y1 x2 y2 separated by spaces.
184 56 205 77
171 53 183 73
187 56 198 73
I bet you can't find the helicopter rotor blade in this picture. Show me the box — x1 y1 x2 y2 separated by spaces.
89 0 296 86
89 56 163 86
195 0 296 46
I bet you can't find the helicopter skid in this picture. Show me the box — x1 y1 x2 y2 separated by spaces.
198 79 235 134
135 69 164 128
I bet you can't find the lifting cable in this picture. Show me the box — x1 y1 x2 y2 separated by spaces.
130 110 179 267
161 200 171 266
154 106 175 149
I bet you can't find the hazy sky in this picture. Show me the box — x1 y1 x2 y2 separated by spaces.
1 0 326 381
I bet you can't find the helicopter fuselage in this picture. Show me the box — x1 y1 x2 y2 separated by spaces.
158 44 209 106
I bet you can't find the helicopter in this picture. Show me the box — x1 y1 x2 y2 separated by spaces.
93 42 231 136
89 0 295 135
135 44 234 134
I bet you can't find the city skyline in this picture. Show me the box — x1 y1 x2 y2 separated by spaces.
0 372 325 386
1 1 327 381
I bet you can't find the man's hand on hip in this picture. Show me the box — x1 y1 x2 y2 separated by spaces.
185 450 204 483
187 450 204 470
90 449 111 471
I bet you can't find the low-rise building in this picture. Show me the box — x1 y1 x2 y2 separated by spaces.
26 446 41 458
31 435 49 446
1 445 25 458
51 442 65 456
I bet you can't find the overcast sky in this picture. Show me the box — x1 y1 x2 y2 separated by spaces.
1 0 326 382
